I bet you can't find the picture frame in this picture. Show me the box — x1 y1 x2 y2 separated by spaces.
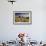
13 11 32 25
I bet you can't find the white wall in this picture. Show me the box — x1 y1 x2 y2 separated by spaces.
0 0 46 42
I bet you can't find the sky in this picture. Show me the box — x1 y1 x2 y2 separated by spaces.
15 13 29 17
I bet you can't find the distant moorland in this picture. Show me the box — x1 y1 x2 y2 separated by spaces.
15 16 32 22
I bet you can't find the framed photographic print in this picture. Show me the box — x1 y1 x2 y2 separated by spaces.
13 11 32 25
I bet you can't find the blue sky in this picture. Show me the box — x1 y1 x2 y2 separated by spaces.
15 13 29 17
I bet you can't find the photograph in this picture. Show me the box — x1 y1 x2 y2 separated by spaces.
13 11 32 25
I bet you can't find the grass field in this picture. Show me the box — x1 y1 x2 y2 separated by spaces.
15 16 32 22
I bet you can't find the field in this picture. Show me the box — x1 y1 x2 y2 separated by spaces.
15 16 32 22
